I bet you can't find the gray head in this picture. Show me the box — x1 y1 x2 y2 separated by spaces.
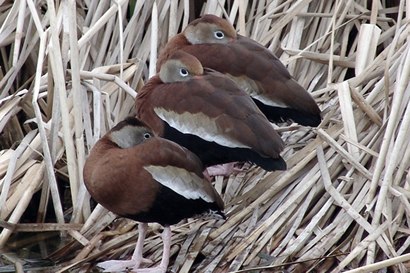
184 14 237 45
159 51 204 83
108 117 154 148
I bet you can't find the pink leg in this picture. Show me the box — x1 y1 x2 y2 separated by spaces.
131 223 152 263
204 162 243 178
97 223 152 272
132 226 171 273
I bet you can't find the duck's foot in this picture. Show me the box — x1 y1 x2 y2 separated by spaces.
97 258 152 272
204 162 244 178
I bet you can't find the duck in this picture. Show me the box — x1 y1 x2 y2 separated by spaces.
135 50 287 173
83 117 224 272
157 14 321 127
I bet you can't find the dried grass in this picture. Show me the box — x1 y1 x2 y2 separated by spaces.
1 0 410 272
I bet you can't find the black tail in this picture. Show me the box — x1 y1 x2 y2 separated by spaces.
253 99 321 127
163 124 287 171
247 152 287 171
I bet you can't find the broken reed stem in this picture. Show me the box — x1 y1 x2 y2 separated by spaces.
13 0 26 67
149 1 158 77
46 0 80 210
317 129 372 180
337 81 360 159
67 0 87 223
344 253 410 273
31 30 65 226
317 146 393 258
0 163 44 246
370 45 410 225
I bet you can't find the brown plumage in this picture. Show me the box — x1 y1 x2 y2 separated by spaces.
136 50 286 171
83 117 224 272
157 14 321 126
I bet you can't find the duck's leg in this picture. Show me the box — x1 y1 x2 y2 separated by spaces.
131 223 153 264
132 226 171 273
97 223 152 272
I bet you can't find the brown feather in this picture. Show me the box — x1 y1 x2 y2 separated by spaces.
136 54 284 158
156 14 321 124
83 120 223 217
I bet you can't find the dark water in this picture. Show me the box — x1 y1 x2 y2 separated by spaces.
0 232 61 272
0 232 100 273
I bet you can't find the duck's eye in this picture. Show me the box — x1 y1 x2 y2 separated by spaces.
179 68 189 77
143 132 151 139
214 30 225 39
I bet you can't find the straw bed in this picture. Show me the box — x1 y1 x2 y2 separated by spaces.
1 0 410 272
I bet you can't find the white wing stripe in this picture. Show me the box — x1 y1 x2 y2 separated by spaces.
154 107 249 148
144 165 214 203
226 74 287 107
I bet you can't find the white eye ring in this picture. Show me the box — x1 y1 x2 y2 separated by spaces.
214 30 225 39
143 133 151 139
179 68 189 77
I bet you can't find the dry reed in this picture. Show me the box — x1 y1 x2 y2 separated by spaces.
1 0 410 272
